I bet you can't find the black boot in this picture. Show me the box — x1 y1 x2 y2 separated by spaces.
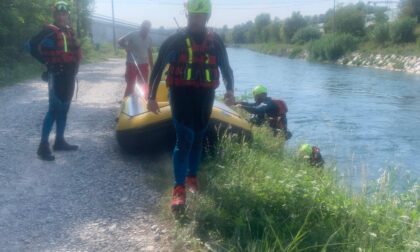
53 138 78 151
37 142 55 161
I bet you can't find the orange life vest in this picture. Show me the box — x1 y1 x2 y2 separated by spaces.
166 32 220 88
41 24 80 64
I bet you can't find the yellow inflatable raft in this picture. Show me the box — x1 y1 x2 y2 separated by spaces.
116 82 252 151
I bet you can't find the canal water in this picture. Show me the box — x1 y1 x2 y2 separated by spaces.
226 48 420 183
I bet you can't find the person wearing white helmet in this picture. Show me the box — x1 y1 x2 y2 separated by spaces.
147 0 235 211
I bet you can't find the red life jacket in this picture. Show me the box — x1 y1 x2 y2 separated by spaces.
166 32 220 88
272 99 288 115
41 24 80 64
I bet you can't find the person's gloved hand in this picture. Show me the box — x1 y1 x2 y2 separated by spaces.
224 90 235 106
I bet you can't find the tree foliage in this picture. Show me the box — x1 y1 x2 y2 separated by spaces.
370 23 390 45
390 16 417 43
283 12 307 42
324 4 367 37
399 0 420 23
292 26 322 45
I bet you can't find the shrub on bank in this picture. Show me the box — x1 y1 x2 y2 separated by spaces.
170 127 419 251
309 33 358 61
390 17 417 43
292 26 322 45
371 23 390 45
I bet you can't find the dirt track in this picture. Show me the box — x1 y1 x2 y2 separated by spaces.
0 59 172 251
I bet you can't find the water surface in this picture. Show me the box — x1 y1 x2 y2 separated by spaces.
226 48 420 182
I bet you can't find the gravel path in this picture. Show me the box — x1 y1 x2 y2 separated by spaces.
0 59 172 251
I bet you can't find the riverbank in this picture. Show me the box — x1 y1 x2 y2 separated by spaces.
162 127 419 251
239 43 420 75
339 52 420 74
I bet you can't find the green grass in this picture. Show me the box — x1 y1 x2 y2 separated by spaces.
162 127 419 251
81 41 125 63
242 43 305 59
0 57 44 87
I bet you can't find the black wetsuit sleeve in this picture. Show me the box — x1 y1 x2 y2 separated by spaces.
214 33 234 92
238 101 255 106
148 34 180 100
29 27 54 65
241 103 269 114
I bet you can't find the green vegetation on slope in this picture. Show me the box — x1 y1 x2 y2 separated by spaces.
165 127 419 251
221 1 420 61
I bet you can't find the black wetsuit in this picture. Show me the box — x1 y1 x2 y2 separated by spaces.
29 24 79 143
240 97 291 139
239 97 279 125
148 28 233 186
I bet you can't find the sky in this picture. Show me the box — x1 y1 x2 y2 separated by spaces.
93 0 396 28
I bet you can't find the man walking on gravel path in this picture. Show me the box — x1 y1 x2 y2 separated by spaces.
147 0 235 211
28 1 81 161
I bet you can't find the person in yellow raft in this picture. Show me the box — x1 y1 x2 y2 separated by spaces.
147 0 235 211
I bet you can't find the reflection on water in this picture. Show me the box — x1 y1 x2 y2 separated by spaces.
225 48 420 182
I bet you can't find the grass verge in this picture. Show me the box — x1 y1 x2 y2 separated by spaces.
238 43 305 59
162 127 419 251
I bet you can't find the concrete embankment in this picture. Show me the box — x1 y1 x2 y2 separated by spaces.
338 53 420 74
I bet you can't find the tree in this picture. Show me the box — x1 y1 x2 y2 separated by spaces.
269 18 282 42
370 23 390 45
254 13 271 43
292 26 322 44
232 24 248 44
374 7 389 24
390 16 417 43
283 12 308 42
324 4 367 37
399 0 420 23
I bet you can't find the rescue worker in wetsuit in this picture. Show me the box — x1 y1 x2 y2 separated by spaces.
147 0 235 211
236 85 292 140
298 144 325 168
29 1 81 161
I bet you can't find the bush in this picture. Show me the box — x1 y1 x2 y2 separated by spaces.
309 33 358 61
390 17 417 43
292 26 322 45
370 23 390 45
